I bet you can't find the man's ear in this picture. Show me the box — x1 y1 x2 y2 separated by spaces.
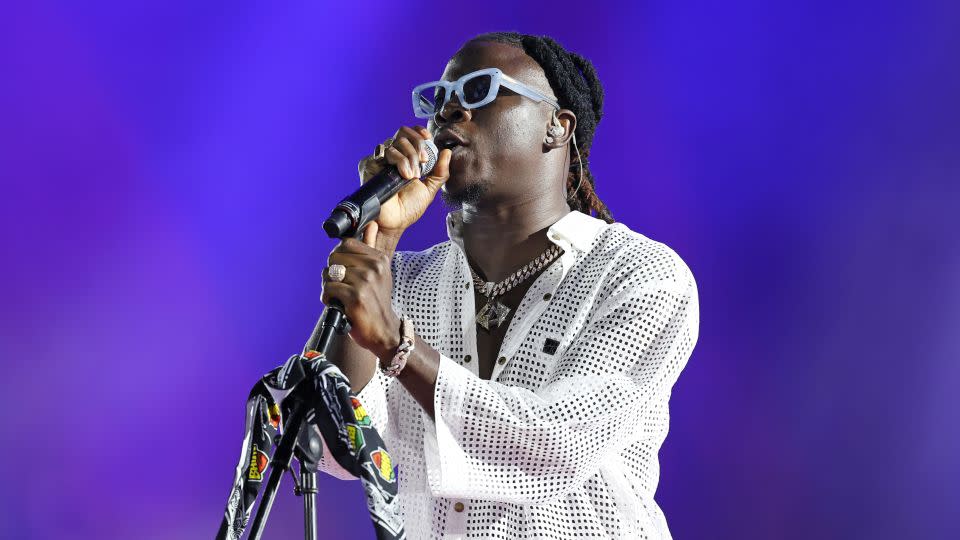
544 109 577 149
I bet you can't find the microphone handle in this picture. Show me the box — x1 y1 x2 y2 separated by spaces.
323 167 411 239
348 166 411 211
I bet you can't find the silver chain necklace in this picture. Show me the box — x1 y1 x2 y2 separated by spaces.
469 244 563 331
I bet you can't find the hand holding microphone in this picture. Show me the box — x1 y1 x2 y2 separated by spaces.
319 126 451 359
324 126 452 245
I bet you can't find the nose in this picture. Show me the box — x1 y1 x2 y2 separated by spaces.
434 93 472 125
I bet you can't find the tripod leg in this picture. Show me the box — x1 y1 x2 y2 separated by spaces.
301 469 317 540
247 403 307 540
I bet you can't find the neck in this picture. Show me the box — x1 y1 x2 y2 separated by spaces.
459 192 571 283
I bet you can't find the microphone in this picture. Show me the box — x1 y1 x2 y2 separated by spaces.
323 139 439 239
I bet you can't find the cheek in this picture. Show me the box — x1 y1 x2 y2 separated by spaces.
482 107 545 161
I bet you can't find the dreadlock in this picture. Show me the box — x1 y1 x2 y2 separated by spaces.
466 32 614 223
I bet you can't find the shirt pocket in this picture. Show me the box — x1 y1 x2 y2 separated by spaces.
525 315 596 386
527 331 571 381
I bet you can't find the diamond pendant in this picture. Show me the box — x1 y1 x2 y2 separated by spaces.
477 297 511 331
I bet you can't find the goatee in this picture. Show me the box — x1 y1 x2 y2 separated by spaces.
440 179 492 208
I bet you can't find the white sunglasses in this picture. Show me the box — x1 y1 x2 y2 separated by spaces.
412 67 560 118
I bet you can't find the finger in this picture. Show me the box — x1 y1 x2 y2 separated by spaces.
327 246 377 268
396 125 430 162
323 260 383 298
394 137 421 177
331 239 390 277
358 155 385 184
322 261 353 283
322 265 343 283
321 280 358 307
385 147 416 179
409 126 434 161
323 262 375 286
361 221 378 248
415 125 438 161
395 125 423 144
414 125 431 140
335 237 383 256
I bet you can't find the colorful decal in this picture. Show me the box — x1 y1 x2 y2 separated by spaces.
371 449 395 483
268 402 281 429
247 445 269 481
347 424 365 453
351 397 371 426
219 354 405 540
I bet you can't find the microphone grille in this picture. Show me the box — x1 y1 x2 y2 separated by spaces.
419 139 439 176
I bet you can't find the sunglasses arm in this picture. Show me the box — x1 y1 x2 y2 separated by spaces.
498 74 561 110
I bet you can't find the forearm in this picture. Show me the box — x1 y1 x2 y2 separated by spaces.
327 318 440 403
395 335 441 418
373 229 402 260
378 227 442 417
322 335 378 394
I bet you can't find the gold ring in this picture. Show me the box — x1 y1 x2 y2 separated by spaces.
373 138 394 161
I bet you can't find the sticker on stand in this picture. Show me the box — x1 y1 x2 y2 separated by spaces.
247 445 269 481
268 402 281 429
370 448 395 482
347 424 365 452
351 397 371 426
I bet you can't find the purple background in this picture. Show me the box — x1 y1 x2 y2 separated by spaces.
2 1 958 539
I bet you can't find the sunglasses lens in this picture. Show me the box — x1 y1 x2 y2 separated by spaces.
433 87 446 111
462 74 493 105
414 72 496 116
415 85 446 115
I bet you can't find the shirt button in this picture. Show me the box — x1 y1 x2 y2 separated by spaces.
497 356 507 365
465 282 470 289
454 501 465 512
463 354 472 363
543 293 552 301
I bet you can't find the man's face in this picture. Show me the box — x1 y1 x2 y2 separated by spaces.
427 41 558 207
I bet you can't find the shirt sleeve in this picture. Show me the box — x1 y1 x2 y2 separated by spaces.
419 271 699 504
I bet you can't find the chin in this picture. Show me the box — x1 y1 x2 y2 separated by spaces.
441 176 490 207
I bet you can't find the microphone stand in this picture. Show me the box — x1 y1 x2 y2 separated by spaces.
235 161 406 538
244 302 350 540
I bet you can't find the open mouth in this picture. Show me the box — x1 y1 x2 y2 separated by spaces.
434 129 468 151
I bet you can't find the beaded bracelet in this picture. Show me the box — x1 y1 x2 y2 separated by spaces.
381 317 414 377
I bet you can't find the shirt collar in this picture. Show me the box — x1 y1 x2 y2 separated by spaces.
445 209 608 254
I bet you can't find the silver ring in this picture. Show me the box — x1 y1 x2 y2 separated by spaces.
328 264 346 282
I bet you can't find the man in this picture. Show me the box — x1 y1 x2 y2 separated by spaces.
318 32 699 539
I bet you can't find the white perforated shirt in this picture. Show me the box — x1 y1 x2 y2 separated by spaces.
320 210 699 540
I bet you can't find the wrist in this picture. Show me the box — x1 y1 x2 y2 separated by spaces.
375 229 403 253
372 313 403 361
380 317 415 378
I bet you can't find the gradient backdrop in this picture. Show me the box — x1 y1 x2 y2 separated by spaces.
2 1 958 539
